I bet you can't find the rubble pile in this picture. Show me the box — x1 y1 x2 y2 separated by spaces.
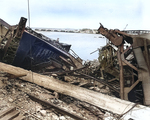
0 71 115 120
1 18 150 120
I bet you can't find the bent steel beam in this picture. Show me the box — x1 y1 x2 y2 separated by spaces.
98 23 123 46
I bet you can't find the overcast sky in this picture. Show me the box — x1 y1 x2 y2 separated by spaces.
1 0 150 30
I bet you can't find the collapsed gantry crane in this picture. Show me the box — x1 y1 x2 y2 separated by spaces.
98 23 150 105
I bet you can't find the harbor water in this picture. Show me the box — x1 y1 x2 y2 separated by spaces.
38 31 106 61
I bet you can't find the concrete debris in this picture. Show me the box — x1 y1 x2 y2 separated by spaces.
36 105 42 112
40 110 47 116
59 116 66 120
8 98 14 102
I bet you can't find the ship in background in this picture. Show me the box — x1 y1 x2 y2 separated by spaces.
0 17 82 73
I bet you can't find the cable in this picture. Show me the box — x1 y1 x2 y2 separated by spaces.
119 103 138 119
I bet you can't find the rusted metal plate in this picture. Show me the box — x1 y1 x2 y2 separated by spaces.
98 24 123 46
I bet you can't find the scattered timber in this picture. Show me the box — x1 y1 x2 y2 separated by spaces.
28 93 86 120
1 62 150 120
0 107 25 120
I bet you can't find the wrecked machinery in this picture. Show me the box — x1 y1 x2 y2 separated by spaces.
1 16 150 107
98 23 150 105
0 17 82 73
1 17 150 119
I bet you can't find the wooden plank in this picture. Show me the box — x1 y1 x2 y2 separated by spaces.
0 110 19 120
13 114 25 120
0 107 16 118
108 78 117 82
28 93 86 120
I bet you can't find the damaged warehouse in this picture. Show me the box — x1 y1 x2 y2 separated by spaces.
0 17 150 120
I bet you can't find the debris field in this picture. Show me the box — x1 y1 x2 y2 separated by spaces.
1 17 150 120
